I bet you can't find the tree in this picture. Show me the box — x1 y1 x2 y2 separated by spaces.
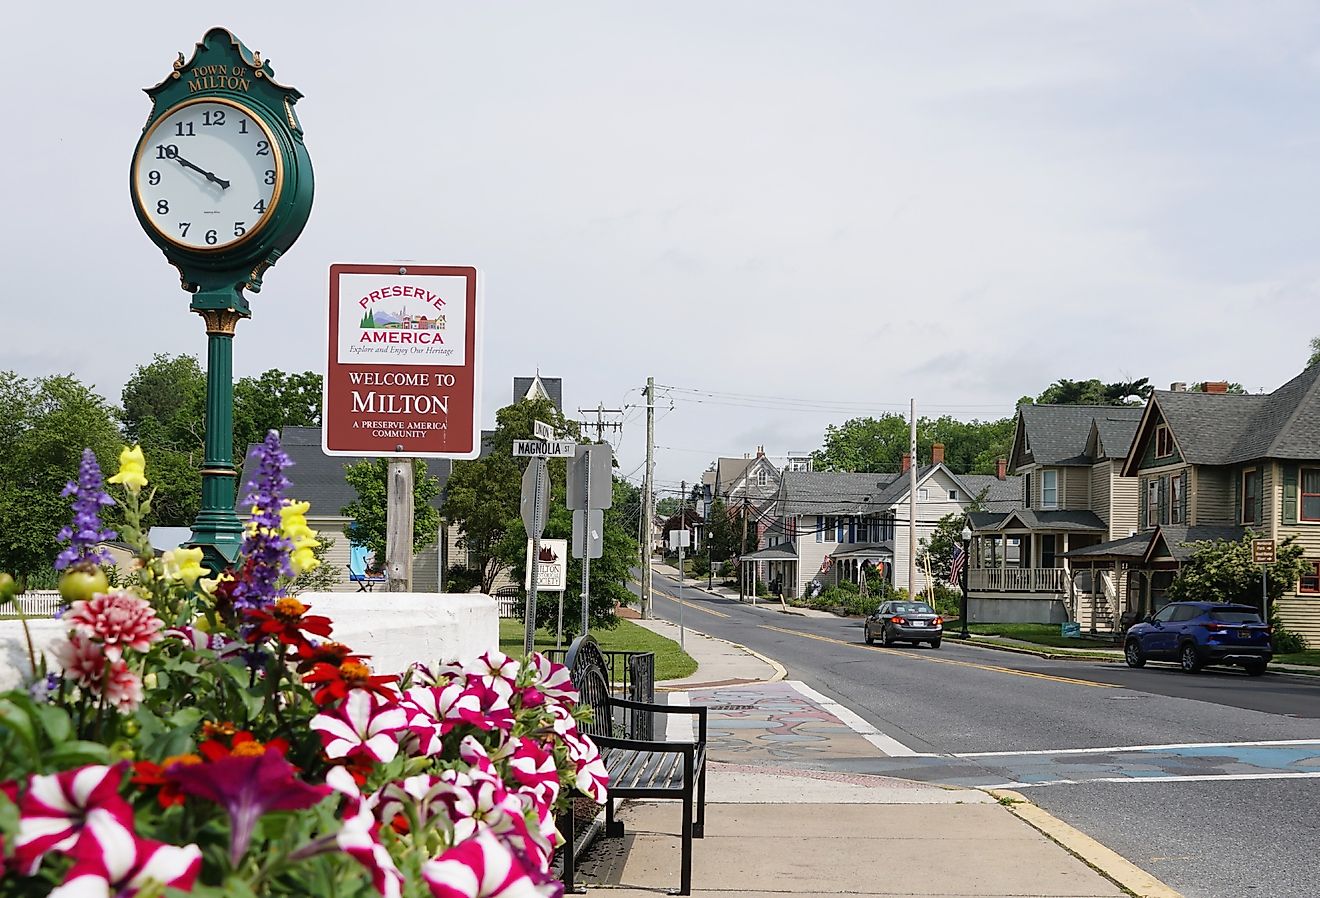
340 459 442 566
705 498 740 561
1032 377 1152 406
1309 336 1320 369
121 354 206 526
1166 534 1310 610
233 369 323 466
810 414 1014 475
655 496 682 517
0 373 123 586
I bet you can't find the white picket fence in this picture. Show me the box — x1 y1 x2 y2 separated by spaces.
11 590 65 618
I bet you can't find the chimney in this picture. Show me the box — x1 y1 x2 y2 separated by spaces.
756 446 765 458
1202 381 1229 394
931 443 945 465
901 453 912 473
1170 382 1187 392
996 457 1008 480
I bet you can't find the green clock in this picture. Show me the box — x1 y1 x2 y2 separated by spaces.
131 28 315 568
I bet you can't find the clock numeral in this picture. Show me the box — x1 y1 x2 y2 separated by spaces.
239 119 249 134
202 109 226 127
156 199 169 215
174 121 195 137
155 145 178 160
178 222 191 238
205 229 218 245
233 222 247 237
253 199 267 213
148 170 160 186
255 140 270 156
264 169 276 185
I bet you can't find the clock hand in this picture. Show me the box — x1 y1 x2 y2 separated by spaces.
172 154 230 190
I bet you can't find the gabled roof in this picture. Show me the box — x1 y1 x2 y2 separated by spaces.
1125 366 1320 473
1146 525 1246 563
1086 413 1143 461
513 375 563 412
774 471 902 517
956 474 1023 512
1014 404 1144 468
969 509 1107 533
245 426 450 518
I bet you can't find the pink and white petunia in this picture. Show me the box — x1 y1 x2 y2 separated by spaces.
400 682 486 755
14 764 135 876
311 689 409 764
508 738 561 811
422 829 563 898
48 827 201 898
411 659 465 687
326 767 404 898
562 731 609 804
464 651 520 700
522 653 578 705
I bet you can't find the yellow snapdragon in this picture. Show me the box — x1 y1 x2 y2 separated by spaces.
280 499 321 575
108 444 148 492
163 546 207 586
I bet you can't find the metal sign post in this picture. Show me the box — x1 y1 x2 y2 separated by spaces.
581 457 592 636
520 457 548 656
1253 539 1275 619
569 444 612 635
668 529 691 649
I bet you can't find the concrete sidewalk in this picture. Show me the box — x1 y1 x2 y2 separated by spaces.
577 620 1183 898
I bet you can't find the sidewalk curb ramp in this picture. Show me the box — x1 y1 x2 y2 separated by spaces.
985 789 1185 898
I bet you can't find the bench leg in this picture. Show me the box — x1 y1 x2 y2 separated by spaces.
561 808 579 893
605 794 624 838
694 763 706 839
673 787 694 895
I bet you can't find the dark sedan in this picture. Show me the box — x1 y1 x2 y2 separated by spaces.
865 601 944 648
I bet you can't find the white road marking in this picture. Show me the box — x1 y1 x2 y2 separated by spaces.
955 738 1320 759
785 681 935 758
986 771 1320 789
666 690 694 742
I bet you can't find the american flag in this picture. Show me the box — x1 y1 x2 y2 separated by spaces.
948 544 966 585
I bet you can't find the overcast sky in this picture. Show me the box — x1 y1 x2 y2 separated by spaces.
5 2 1320 495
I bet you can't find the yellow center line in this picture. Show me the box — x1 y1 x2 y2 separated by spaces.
652 589 732 619
757 624 1119 689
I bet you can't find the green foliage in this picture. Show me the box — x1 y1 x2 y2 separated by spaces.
233 369 323 465
287 536 339 594
1032 377 1152 406
1167 533 1310 605
340 459 441 564
918 512 969 583
0 372 123 586
1309 335 1320 369
810 413 1014 475
705 498 740 561
655 496 681 517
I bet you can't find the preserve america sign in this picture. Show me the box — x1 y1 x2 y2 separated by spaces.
323 263 481 458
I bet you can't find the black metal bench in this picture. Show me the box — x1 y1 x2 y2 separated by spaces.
560 634 707 896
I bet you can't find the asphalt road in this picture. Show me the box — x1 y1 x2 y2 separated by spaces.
636 570 1320 898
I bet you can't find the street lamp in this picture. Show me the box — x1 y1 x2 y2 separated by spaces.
960 525 972 640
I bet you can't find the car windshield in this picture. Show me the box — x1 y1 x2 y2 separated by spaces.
1209 610 1262 624
892 603 935 615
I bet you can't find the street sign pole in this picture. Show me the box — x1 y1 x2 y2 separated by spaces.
1262 564 1268 621
677 533 685 650
524 458 546 656
580 456 592 636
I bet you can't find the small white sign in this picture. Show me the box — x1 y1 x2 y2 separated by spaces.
526 538 568 592
668 529 692 549
534 420 555 441
513 439 576 457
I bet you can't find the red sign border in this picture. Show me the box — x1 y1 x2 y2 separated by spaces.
322 262 481 460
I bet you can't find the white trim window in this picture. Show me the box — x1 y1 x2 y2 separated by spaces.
1170 475 1183 524
1154 425 1174 459
1146 478 1159 528
1041 470 1058 509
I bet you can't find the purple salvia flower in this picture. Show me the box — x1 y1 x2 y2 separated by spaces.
54 449 116 571
231 431 294 611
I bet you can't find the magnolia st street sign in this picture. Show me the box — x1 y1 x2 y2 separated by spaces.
513 439 576 457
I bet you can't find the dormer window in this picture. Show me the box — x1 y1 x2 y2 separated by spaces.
757 468 768 487
1154 425 1174 459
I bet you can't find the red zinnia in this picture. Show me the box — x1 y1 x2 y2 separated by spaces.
303 659 397 708
198 729 289 763
244 597 333 649
132 754 202 808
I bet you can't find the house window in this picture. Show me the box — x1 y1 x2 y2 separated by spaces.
1302 468 1320 522
836 518 845 542
1242 469 1259 525
1301 562 1320 594
1155 425 1174 459
918 488 929 502
757 469 768 487
1024 477 1031 507
949 489 958 500
1170 475 1183 524
816 516 824 543
1146 478 1160 528
1041 470 1058 508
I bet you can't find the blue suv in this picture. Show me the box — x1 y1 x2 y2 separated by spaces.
1124 602 1272 676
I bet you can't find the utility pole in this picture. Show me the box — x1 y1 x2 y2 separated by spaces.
678 479 686 648
908 398 917 599
577 403 624 443
642 377 655 619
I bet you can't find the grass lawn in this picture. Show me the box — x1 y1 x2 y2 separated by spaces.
498 618 698 681
1276 649 1320 667
961 622 1118 650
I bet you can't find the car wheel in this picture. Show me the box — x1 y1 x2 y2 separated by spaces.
881 627 895 647
1243 661 1267 677
1124 640 1146 669
1179 643 1203 673
930 638 942 649
864 625 874 646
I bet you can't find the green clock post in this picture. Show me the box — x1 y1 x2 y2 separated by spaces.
130 28 314 569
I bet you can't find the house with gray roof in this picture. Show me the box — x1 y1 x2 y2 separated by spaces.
966 404 1143 627
1065 367 1320 646
746 444 1019 600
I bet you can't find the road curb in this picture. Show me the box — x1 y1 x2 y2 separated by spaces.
943 635 1123 663
985 789 1184 898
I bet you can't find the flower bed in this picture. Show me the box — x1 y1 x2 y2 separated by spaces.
0 434 607 897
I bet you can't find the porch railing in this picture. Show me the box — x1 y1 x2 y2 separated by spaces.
968 567 1067 593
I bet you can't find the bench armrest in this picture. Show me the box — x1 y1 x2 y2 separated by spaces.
608 697 707 745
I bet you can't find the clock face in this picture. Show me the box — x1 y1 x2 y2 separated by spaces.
133 98 282 252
